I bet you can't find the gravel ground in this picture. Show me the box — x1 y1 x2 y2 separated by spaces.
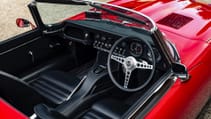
0 0 210 118
198 99 211 119
0 0 33 41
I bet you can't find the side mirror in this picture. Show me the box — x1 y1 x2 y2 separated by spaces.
16 18 35 29
172 63 190 82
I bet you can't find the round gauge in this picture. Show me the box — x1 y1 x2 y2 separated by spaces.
147 48 161 62
130 42 143 56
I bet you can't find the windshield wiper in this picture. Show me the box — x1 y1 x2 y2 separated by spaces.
89 3 147 25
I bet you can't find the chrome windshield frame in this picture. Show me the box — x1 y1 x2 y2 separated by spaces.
72 0 158 32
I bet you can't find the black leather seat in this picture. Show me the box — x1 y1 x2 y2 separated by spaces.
0 70 81 115
30 71 82 105
81 98 129 119
0 70 44 115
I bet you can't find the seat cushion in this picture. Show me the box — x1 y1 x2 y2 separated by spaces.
30 71 81 105
81 98 129 119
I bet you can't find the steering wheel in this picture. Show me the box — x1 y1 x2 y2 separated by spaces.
107 36 156 92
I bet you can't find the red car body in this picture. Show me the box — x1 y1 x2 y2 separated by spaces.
107 0 211 118
111 0 211 118
0 0 210 119
0 99 28 119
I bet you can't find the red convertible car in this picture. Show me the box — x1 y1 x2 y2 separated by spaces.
0 0 210 119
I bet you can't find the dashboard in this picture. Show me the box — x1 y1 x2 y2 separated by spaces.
63 20 162 63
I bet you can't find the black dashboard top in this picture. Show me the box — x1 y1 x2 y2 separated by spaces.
63 20 154 46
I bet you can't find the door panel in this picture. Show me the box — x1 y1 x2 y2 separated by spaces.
0 29 64 76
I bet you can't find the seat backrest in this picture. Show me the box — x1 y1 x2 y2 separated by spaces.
0 70 44 116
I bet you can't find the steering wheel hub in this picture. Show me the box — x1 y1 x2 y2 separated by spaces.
124 56 136 70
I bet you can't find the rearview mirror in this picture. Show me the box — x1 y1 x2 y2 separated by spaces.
172 63 190 82
16 18 35 29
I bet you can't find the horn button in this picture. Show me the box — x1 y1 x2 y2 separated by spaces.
124 56 137 71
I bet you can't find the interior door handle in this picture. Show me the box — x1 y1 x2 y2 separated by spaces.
28 51 35 63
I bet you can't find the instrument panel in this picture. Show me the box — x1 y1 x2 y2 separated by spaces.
63 20 161 63
92 33 126 55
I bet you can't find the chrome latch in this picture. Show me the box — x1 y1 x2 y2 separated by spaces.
28 50 35 63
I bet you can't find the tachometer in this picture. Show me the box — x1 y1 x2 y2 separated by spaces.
130 42 143 57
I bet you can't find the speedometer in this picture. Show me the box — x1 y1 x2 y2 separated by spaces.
130 42 143 57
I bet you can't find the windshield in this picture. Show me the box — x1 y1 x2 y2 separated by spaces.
35 0 156 31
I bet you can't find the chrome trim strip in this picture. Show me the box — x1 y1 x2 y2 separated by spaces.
30 114 37 119
65 75 87 101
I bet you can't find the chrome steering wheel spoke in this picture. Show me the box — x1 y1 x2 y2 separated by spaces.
136 60 153 70
111 54 126 64
124 69 132 88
